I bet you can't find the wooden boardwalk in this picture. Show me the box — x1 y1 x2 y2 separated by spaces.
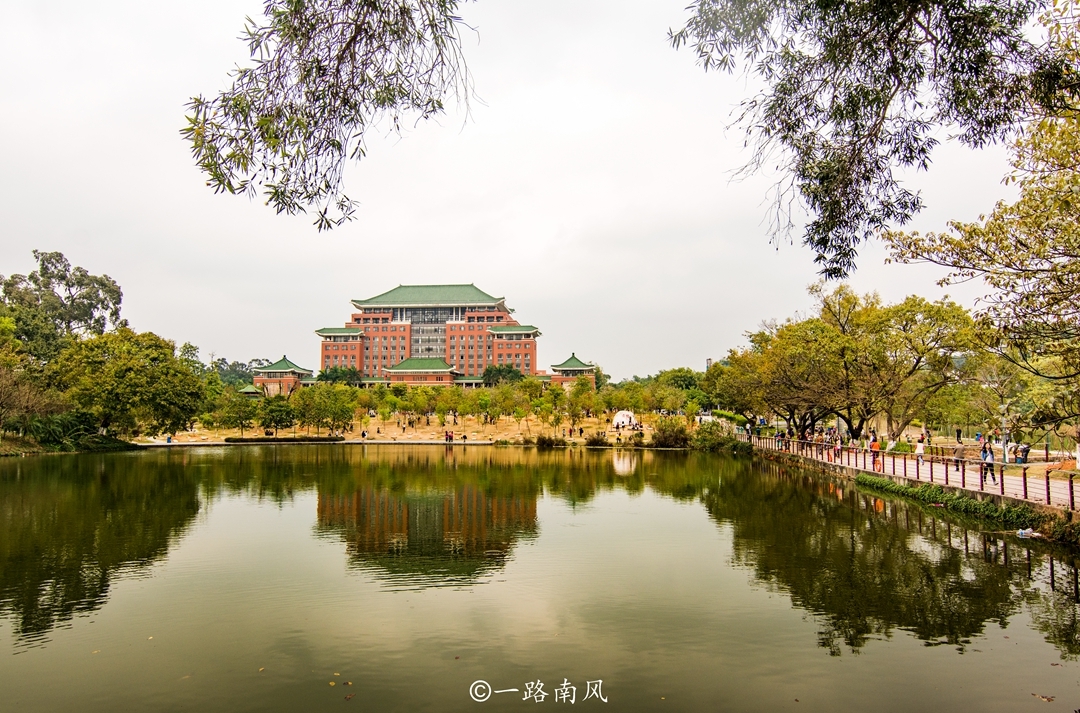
744 435 1078 513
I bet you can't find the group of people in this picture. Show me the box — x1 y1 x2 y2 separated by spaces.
443 431 467 443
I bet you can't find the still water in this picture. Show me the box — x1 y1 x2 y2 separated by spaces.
1 445 1078 712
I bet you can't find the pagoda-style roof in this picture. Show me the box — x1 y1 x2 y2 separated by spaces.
237 384 263 395
352 284 503 309
253 356 313 376
551 353 595 372
315 327 364 337
488 324 540 335
384 357 458 373
453 375 485 382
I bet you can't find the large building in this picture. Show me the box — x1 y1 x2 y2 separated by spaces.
316 284 542 383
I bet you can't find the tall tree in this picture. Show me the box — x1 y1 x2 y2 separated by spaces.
191 1 1079 275
888 109 1080 379
50 329 206 437
2 251 125 365
672 0 1078 277
183 0 471 230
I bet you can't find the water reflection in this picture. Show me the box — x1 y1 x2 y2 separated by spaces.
0 454 200 643
702 460 1080 658
0 445 1078 662
317 485 538 588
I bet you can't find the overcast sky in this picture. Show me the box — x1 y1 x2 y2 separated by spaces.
0 0 1016 379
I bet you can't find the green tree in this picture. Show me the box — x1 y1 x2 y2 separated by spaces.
888 109 1080 380
184 0 470 230
291 386 324 435
319 383 359 433
482 364 524 386
217 388 259 437
672 0 1078 277
51 329 206 437
2 251 125 366
258 395 296 436
191 0 1078 277
318 366 363 385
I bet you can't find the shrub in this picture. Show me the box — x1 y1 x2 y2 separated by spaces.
536 434 568 448
493 439 511 446
691 420 729 452
854 474 1047 530
691 420 754 455
712 410 749 426
521 435 536 446
651 417 690 448
584 431 609 447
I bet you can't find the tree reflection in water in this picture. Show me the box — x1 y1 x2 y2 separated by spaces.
0 446 1077 659
693 457 1080 658
0 453 200 643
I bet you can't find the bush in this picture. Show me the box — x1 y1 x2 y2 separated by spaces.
690 420 754 456
521 435 536 446
854 474 1047 530
712 410 749 427
584 431 609 447
493 439 511 446
691 420 729 452
651 417 690 448
536 434 568 448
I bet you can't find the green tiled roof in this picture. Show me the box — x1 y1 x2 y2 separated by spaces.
238 384 263 394
453 376 485 382
551 353 594 371
488 325 540 334
352 284 502 308
385 357 456 372
315 327 364 336
253 356 313 375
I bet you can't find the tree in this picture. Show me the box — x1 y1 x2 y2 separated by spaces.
50 329 206 437
258 395 296 436
482 364 524 386
290 386 323 435
0 367 51 444
192 0 1079 276
888 109 1080 380
756 319 842 434
184 0 471 230
319 384 359 433
217 388 259 436
704 357 764 425
210 357 269 387
672 0 1078 278
657 367 701 392
318 366 363 385
2 250 125 366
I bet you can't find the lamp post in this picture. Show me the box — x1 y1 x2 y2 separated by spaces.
999 403 1009 464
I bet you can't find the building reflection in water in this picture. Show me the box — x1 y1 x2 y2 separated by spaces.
317 485 538 589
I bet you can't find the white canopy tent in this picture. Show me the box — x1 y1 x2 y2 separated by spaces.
612 410 637 428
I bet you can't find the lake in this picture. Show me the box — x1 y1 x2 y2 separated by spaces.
0 445 1077 712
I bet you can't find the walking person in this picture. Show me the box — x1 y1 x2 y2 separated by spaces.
981 442 997 485
870 435 881 472
915 435 925 466
953 438 965 472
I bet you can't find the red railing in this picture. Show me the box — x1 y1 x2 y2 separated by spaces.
741 434 1077 512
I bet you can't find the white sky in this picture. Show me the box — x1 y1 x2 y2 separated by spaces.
0 0 1016 379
